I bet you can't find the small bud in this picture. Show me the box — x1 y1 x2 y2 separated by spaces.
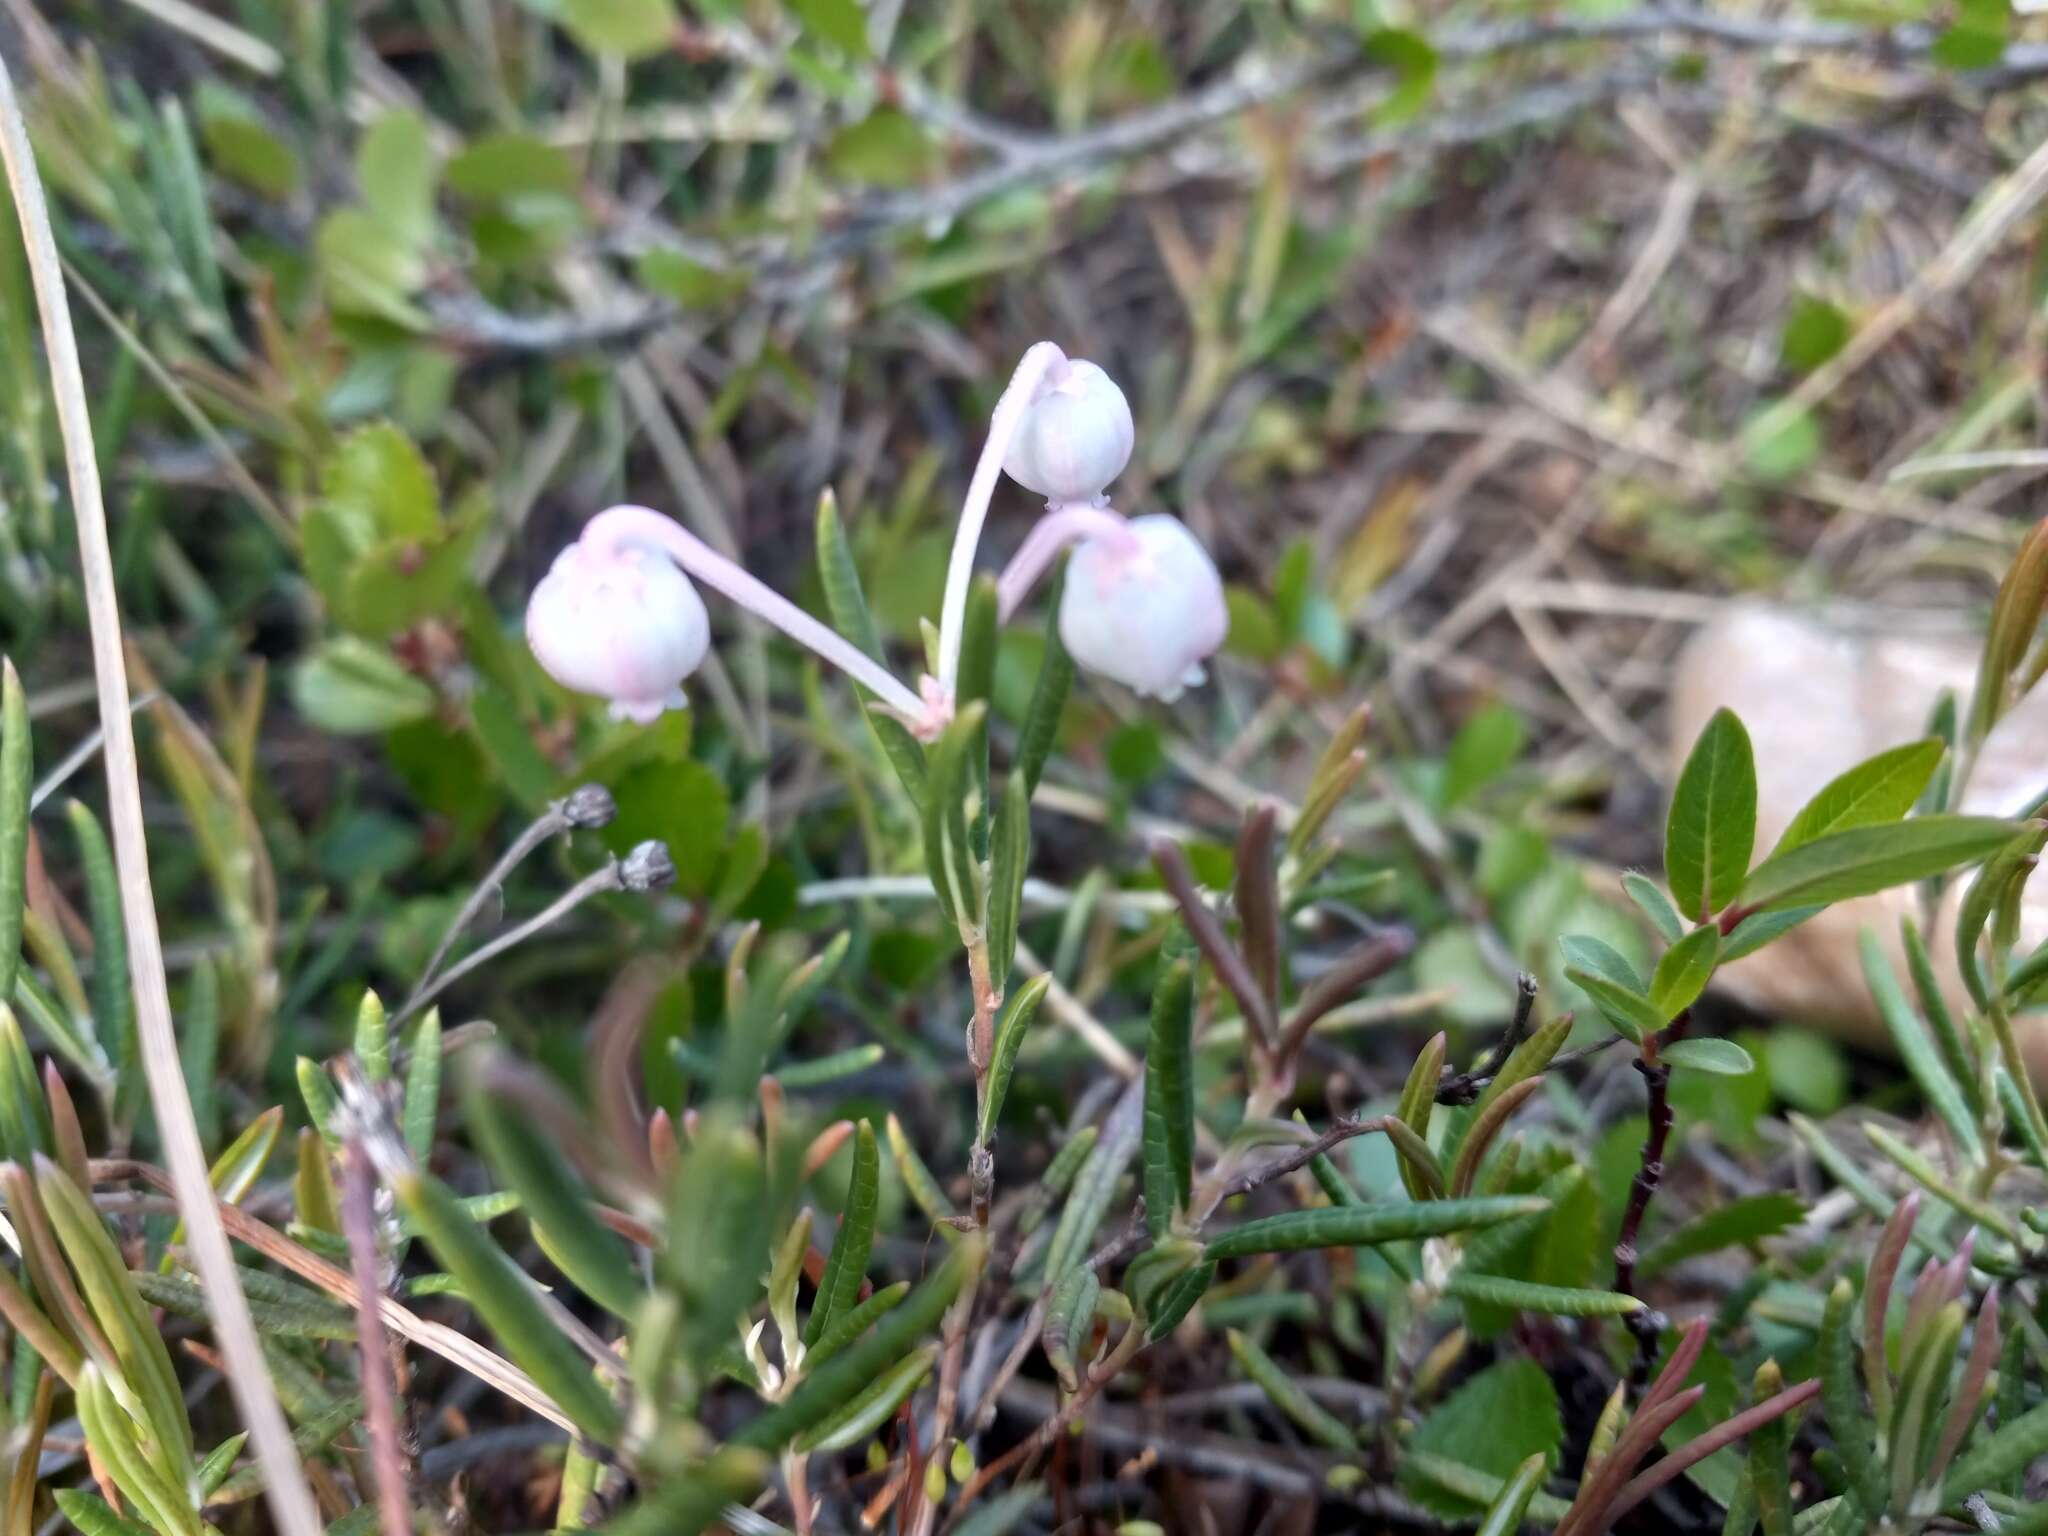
562 783 617 829
1059 515 1228 700
949 1440 974 1483
525 522 710 723
1003 359 1134 503
922 1458 947 1505
620 841 677 892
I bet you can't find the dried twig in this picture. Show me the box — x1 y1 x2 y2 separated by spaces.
341 1144 412 1536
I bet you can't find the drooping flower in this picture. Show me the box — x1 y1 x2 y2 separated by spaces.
1001 359 1134 504
525 529 711 723
526 504 936 732
1056 513 1228 701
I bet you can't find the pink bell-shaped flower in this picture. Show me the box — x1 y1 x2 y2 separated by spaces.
1058 514 1227 701
525 526 711 723
1002 359 1134 504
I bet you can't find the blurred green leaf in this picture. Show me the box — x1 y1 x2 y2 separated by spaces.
1740 816 2019 911
1440 702 1523 810
1773 739 1944 858
291 639 434 734
789 0 871 56
1661 1037 1756 1076
559 0 677 58
1666 707 1756 922
1402 1358 1561 1517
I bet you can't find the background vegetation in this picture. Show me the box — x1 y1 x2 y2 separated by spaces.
1 1 2047 1533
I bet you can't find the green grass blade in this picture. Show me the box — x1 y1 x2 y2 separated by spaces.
806 1118 879 1346
1141 953 1194 1239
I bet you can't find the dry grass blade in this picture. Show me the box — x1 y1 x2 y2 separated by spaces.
0 51 324 1536
93 1159 574 1431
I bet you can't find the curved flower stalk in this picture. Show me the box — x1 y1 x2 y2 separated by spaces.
936 342 1227 705
527 504 942 736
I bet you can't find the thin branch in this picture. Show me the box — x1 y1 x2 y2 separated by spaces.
0 50 323 1536
1214 1116 1394 1203
341 1144 413 1536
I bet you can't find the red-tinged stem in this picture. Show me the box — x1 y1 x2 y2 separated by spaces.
1605 1380 1822 1525
1612 1018 1687 1383
342 1143 413 1536
1555 1385 1705 1536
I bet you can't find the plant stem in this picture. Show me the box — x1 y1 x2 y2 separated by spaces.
0 48 325 1536
1613 1033 1679 1385
587 504 931 724
341 1143 413 1536
935 342 1066 695
993 501 1132 621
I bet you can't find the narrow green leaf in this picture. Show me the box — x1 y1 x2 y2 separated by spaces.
1954 822 2048 1007
1722 906 1823 962
806 1119 879 1346
978 974 1048 1144
1660 1037 1755 1075
1773 739 1945 856
1623 873 1685 943
1475 1454 1546 1536
1141 955 1195 1238
402 1010 442 1162
1943 1402 2048 1506
815 490 926 804
1738 816 2020 912
352 988 391 1083
1666 708 1757 921
53 1491 158 1536
795 1345 936 1452
1204 1196 1546 1259
1443 1272 1643 1317
1395 1032 1445 1202
297 1057 340 1146
1043 1090 1140 1286
1819 1277 1881 1513
1859 928 1982 1162
1561 952 1659 1045
1651 927 1720 1021
957 575 1000 854
1146 1260 1216 1340
986 777 1030 994
738 1237 981 1453
0 661 29 1006
1903 917 1979 1115
921 704 985 934
67 801 136 1120
773 1044 883 1089
808 1279 910 1367
396 1169 623 1443
1015 563 1074 800
1228 1328 1356 1449
466 1073 640 1320
886 1112 957 1229
197 1432 247 1496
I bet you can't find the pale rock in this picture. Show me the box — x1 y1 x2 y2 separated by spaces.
1665 603 2048 1085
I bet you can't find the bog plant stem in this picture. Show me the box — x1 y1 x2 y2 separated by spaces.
342 1143 413 1536
1613 1033 1679 1384
0 50 324 1536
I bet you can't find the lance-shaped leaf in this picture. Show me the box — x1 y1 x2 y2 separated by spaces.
1015 561 1074 800
1819 1277 1881 1513
1623 873 1684 943
1772 739 1945 858
978 974 1048 1145
774 1044 884 1089
807 1279 910 1368
1722 905 1822 962
1660 1038 1755 1075
0 661 28 1006
1860 928 1982 1161
395 1167 623 1443
1942 1400 2048 1507
805 1118 879 1345
1955 822 2048 1008
52 1492 157 1536
1205 1196 1546 1259
1443 1272 1642 1317
161 1104 284 1269
1749 1361 1796 1536
74 1367 199 1536
986 776 1030 993
1965 515 2048 745
1475 1454 1547 1536
402 1010 442 1162
1651 926 1720 1021
67 802 136 1119
922 704 986 935
1228 1327 1356 1449
1739 816 2020 912
353 988 390 1083
1042 1263 1099 1392
1043 1080 1142 1285
886 1112 958 1230
796 1344 938 1453
1146 1260 1216 1340
1141 953 1195 1238
1395 1032 1446 1202
1666 707 1756 921
296 1056 340 1146
467 1067 639 1320
1560 935 1660 1044
1448 1077 1542 1198
738 1236 982 1452
815 491 927 804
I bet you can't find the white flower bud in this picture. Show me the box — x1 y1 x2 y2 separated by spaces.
1002 359 1134 503
525 531 710 723
1058 514 1228 701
